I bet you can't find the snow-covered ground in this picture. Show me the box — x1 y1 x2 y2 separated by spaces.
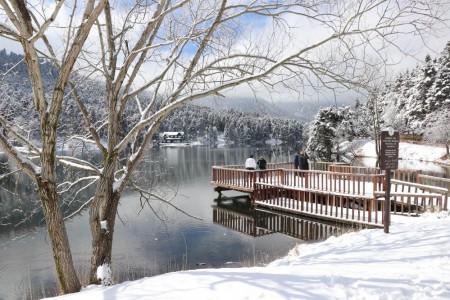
342 139 448 163
45 212 450 300
45 141 450 300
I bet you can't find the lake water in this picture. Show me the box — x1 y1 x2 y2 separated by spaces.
0 146 448 299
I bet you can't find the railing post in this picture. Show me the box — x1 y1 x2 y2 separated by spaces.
416 170 422 184
251 171 256 190
305 172 309 188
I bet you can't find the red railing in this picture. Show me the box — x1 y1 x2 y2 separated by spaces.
254 183 383 226
212 167 257 190
386 179 448 214
418 174 450 210
280 169 374 196
328 165 422 182
211 163 449 223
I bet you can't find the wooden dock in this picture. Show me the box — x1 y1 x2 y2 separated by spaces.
211 162 449 228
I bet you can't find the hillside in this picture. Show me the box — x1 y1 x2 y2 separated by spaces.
0 49 307 147
377 42 450 135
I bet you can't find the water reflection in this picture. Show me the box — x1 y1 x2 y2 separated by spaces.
0 146 298 299
213 197 347 241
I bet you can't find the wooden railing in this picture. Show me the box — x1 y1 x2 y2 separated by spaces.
371 174 449 212
328 165 381 175
216 161 332 171
388 179 448 214
213 167 375 196
212 163 449 220
254 183 383 226
280 169 373 196
212 167 257 190
328 165 422 182
418 174 450 210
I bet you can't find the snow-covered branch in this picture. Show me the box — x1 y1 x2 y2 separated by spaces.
0 129 40 179
57 156 101 174
58 176 99 194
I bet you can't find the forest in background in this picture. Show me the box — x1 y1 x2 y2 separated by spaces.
0 49 306 149
1 41 449 159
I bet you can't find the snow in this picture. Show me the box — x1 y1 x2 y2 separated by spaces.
112 178 123 191
44 141 450 300
100 220 107 231
96 264 113 286
45 212 450 300
265 138 283 145
342 140 447 163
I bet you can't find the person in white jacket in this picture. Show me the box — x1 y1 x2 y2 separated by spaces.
245 155 257 170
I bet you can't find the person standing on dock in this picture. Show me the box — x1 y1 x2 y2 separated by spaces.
257 156 267 170
257 155 267 181
294 151 300 169
245 155 257 170
299 151 309 171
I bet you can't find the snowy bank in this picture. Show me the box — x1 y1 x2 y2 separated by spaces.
45 212 450 300
341 140 448 164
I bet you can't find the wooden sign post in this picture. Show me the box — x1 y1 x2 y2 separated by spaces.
379 127 399 233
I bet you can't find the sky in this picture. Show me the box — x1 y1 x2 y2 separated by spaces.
43 141 450 300
1 1 450 105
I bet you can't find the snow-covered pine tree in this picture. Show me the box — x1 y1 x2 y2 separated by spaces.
307 106 356 161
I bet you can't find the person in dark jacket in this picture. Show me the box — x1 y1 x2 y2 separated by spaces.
294 151 300 169
257 156 267 170
299 151 309 170
256 155 267 181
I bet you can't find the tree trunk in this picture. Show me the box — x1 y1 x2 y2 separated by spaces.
89 160 120 285
38 180 81 293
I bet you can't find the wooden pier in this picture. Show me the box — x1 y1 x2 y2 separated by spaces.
211 162 449 228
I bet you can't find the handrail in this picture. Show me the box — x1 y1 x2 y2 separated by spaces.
419 174 450 183
254 182 383 226
391 179 448 194
211 163 449 216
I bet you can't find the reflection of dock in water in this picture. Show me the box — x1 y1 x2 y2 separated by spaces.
213 197 346 241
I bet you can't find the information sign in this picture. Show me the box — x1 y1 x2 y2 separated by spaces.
380 129 399 170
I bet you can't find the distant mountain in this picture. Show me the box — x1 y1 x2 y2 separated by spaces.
192 95 356 122
192 97 296 118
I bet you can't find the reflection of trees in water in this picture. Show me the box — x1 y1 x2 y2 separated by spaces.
160 146 293 184
0 146 293 229
0 158 40 228
0 147 173 230
0 154 97 229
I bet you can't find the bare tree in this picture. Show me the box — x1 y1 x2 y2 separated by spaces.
365 91 384 161
0 0 106 293
1 0 449 294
